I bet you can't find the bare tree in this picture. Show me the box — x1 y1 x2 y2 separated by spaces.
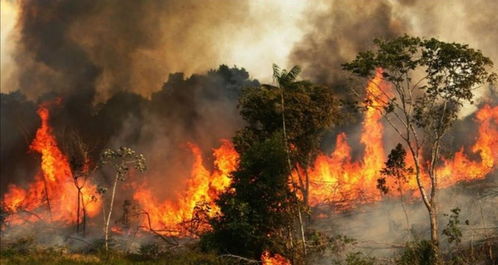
99 147 146 251
61 130 97 236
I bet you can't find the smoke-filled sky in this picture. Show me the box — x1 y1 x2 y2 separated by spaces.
2 0 497 99
1 0 497 197
0 0 307 100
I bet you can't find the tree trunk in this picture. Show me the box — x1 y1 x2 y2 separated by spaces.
397 181 411 237
297 205 307 256
303 170 309 208
76 188 81 233
429 206 441 264
42 175 52 220
104 174 119 251
407 145 441 263
280 87 307 256
82 203 87 237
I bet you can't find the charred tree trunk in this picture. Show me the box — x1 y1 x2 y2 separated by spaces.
82 202 87 237
76 188 81 233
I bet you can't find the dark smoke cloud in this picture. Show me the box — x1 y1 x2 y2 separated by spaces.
290 0 498 100
8 0 258 101
290 0 405 89
0 92 38 193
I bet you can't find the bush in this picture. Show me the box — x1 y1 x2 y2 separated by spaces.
137 243 162 260
343 252 376 265
397 240 438 265
3 237 35 255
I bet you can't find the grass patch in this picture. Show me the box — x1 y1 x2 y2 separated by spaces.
0 247 228 265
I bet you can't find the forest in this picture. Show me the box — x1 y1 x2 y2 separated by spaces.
1 1 498 265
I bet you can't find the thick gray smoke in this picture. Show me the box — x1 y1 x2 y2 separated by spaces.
5 0 262 100
290 0 404 89
290 0 498 103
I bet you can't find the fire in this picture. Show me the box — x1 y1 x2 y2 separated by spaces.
1 72 496 235
304 69 388 209
3 101 101 225
437 105 498 187
261 251 291 265
132 139 239 236
304 70 498 210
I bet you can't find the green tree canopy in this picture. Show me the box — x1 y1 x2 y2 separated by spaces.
202 134 295 259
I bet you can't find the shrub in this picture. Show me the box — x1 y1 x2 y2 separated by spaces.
397 240 438 265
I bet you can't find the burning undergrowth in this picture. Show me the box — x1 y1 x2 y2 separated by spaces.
1 70 496 246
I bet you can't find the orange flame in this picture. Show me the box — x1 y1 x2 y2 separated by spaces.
303 70 498 211
303 69 388 209
3 101 101 225
437 105 498 187
2 72 496 234
261 251 291 265
132 139 239 236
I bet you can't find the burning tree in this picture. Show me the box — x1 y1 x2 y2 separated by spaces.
343 35 496 259
61 130 96 236
99 147 146 251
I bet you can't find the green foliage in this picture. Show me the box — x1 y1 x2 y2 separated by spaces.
397 240 438 265
341 252 376 265
306 230 356 257
204 64 342 260
236 65 341 168
343 35 496 136
377 143 412 195
442 208 468 245
344 35 495 250
202 134 296 259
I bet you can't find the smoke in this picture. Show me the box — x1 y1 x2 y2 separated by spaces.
4 0 247 100
310 178 498 262
289 0 498 160
1 0 307 99
290 0 498 109
290 0 404 89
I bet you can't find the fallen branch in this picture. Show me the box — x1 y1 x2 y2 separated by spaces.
137 211 179 247
19 209 43 221
66 235 91 245
356 240 405 249
220 254 261 264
